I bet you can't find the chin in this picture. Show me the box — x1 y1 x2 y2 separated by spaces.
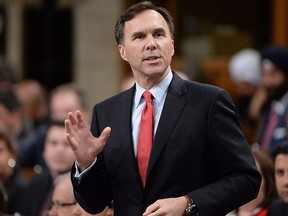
280 194 288 203
147 67 169 76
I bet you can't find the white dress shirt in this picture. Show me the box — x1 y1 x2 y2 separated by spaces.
132 71 172 156
75 71 173 178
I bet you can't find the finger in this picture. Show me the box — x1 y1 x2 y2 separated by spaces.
76 110 86 129
143 203 161 215
66 133 77 151
65 119 76 147
68 112 77 125
65 119 72 134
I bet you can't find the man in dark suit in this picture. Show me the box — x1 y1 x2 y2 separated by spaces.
65 1 261 216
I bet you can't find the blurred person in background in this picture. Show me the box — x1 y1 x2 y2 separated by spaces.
0 58 17 90
14 79 50 132
232 150 278 216
255 45 288 152
17 83 90 171
267 142 288 215
49 83 90 123
229 48 262 144
0 89 34 152
0 182 8 215
19 120 76 216
0 129 28 214
13 79 50 175
48 172 114 216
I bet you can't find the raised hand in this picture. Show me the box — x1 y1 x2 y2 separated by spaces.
65 110 111 171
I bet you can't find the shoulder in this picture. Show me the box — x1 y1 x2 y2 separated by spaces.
171 72 227 98
186 80 224 96
177 79 233 108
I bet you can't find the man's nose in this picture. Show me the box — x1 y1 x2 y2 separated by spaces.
145 35 157 50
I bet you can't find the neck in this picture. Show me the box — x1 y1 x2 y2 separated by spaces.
134 68 171 90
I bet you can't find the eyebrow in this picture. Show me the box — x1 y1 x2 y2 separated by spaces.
154 27 166 34
131 27 167 39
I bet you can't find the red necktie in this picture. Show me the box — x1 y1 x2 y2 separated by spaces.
137 91 154 186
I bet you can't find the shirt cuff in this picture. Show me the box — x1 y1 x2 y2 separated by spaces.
74 158 97 183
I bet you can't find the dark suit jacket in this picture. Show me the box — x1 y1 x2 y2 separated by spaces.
72 72 261 216
19 171 53 216
4 170 28 214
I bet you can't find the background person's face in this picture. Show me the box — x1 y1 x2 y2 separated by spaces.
274 154 288 203
49 178 76 216
50 92 82 121
261 62 287 99
43 125 75 176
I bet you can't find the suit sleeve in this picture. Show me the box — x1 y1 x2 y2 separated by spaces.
71 106 113 214
189 89 261 216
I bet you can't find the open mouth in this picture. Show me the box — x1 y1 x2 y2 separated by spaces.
144 55 160 62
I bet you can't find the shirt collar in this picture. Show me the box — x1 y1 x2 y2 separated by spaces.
135 71 173 108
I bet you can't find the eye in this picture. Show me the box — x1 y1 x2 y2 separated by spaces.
47 139 58 147
155 32 164 37
276 169 284 177
154 28 166 38
132 33 145 40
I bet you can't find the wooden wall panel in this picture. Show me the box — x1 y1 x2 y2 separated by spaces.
272 0 288 47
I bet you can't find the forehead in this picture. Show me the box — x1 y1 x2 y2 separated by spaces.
47 125 65 134
53 179 74 200
51 91 80 106
275 154 288 169
46 126 66 141
125 9 169 33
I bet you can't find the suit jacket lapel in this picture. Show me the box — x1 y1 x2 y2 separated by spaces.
147 73 188 179
116 88 134 147
114 87 141 179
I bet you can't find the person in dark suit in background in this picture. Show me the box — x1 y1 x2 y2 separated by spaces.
0 130 28 215
18 83 90 170
65 1 261 216
20 120 76 216
255 45 288 152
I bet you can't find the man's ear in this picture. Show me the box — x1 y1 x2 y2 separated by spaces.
118 45 128 61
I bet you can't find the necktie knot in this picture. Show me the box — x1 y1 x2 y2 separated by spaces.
143 91 153 103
